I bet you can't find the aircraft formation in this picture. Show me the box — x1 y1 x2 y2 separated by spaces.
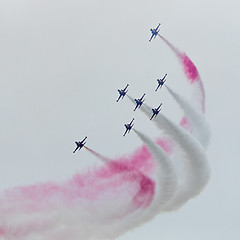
117 71 166 136
74 24 164 152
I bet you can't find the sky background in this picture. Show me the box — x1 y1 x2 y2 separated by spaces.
0 0 239 239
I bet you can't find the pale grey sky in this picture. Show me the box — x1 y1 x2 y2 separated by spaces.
0 0 239 239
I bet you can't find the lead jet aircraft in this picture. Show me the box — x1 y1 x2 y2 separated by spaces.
150 103 162 120
73 137 87 153
116 84 129 102
123 118 134 136
155 74 167 91
149 23 161 42
134 93 145 111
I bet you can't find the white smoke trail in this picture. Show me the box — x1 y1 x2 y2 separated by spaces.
140 103 210 211
132 129 177 207
126 94 136 108
165 85 210 149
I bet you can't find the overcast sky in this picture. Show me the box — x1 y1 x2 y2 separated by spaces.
0 0 239 239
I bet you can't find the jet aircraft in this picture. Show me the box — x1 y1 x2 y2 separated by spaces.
134 93 145 111
73 137 87 153
116 84 129 102
155 74 167 91
123 118 134 136
150 103 162 120
149 23 161 42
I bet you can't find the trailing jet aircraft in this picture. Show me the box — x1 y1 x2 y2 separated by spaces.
150 103 162 120
155 74 167 91
116 84 129 102
123 118 134 136
134 93 145 111
73 137 87 153
149 23 161 42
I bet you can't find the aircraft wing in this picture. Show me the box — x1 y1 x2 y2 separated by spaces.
162 74 167 80
123 84 129 91
133 104 138 111
149 34 154 42
123 129 128 136
73 146 79 153
157 103 162 110
140 94 145 100
116 95 122 102
156 23 161 31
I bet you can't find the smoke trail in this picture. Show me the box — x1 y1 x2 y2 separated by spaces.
136 103 210 211
86 129 178 210
154 114 210 211
126 94 210 209
132 129 177 207
84 128 177 236
0 123 178 240
0 166 156 240
2 129 177 240
126 94 175 154
84 146 110 163
165 85 210 149
123 93 210 211
158 34 205 113
0 146 157 239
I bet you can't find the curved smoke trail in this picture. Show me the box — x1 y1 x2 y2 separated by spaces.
83 129 178 238
132 129 177 208
0 154 156 239
155 113 210 211
165 85 210 149
0 34 210 239
126 96 210 211
158 34 205 114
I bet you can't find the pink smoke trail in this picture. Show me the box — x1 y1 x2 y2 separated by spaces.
84 146 110 163
0 146 156 239
158 34 205 114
